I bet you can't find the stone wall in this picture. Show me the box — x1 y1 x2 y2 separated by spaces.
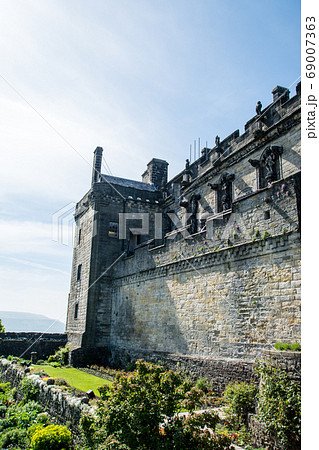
0 358 92 433
0 333 67 360
109 230 300 361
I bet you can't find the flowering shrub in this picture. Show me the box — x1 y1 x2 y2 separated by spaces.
81 360 228 449
30 424 71 450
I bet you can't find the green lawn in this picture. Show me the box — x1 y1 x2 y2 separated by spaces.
33 365 112 394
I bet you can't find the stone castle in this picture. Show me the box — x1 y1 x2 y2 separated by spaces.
66 84 301 387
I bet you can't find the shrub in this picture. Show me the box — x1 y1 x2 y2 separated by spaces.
21 377 38 403
47 346 70 366
0 427 28 448
46 378 55 385
82 360 216 449
36 359 45 365
7 400 43 428
255 361 301 449
30 424 72 450
223 381 258 427
54 377 69 386
0 319 5 333
195 376 214 394
274 342 301 351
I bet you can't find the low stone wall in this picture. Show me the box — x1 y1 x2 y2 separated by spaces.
108 347 255 395
260 349 301 383
0 358 92 433
0 332 67 360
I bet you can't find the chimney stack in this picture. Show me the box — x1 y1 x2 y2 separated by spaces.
91 147 103 186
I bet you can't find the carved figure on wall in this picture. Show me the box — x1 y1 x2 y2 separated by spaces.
215 135 220 147
264 151 276 183
220 173 235 211
256 101 262 115
179 194 201 234
185 159 190 172
189 194 201 234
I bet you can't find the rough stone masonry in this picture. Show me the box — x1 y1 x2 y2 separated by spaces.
66 84 301 387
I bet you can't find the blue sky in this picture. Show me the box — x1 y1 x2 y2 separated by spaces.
0 0 300 323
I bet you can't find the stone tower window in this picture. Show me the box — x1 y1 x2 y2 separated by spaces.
74 302 79 320
77 264 82 281
108 222 119 238
78 229 82 245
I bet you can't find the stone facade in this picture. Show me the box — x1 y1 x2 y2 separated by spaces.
66 84 301 383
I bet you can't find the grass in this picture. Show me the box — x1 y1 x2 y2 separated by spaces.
33 365 112 394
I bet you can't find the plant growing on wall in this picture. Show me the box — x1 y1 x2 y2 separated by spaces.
254 361 301 449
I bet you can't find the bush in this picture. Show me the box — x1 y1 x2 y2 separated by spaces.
30 424 72 450
195 376 214 394
274 342 301 351
0 427 28 448
255 361 301 449
21 377 38 403
82 360 229 449
7 401 43 428
54 377 69 386
47 346 70 366
46 378 55 386
223 381 258 427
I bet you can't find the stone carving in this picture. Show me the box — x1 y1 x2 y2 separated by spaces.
256 101 262 115
179 194 201 234
215 135 220 147
261 146 283 186
220 173 235 211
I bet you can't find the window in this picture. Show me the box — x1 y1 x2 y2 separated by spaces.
74 302 79 320
108 222 119 238
78 229 82 245
77 264 82 281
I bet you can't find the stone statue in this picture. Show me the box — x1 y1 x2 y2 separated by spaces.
189 194 201 234
264 151 276 183
220 174 234 211
256 101 262 115
215 135 220 147
185 159 190 171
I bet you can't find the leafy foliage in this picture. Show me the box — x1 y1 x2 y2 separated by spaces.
223 381 258 427
21 377 38 403
274 342 301 351
47 345 70 366
0 318 5 333
0 427 28 449
255 361 301 449
30 424 72 450
81 360 233 449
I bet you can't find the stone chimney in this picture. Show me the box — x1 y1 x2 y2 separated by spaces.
272 85 290 103
91 147 103 186
142 158 169 190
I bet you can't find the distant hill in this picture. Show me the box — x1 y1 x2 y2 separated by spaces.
0 311 65 333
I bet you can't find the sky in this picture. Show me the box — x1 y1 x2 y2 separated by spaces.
0 0 301 324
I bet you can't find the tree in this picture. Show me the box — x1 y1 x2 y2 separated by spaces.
0 318 5 333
